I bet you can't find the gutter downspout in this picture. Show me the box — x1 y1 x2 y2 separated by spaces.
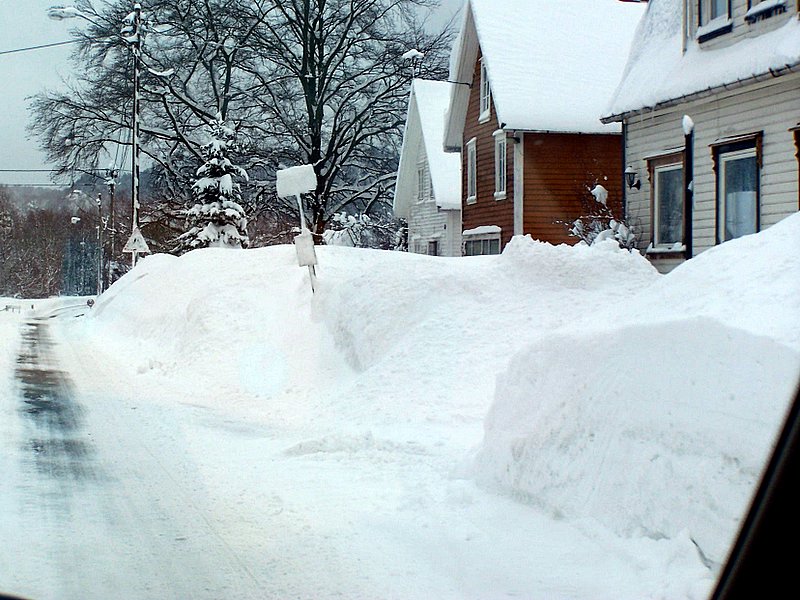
684 129 694 259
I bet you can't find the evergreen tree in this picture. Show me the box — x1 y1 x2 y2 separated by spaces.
178 117 249 251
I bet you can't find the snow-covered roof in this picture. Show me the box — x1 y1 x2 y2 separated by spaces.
604 0 800 120
394 80 462 217
444 0 645 147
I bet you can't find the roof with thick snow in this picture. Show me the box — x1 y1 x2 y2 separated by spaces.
394 80 461 216
443 0 646 146
604 0 800 120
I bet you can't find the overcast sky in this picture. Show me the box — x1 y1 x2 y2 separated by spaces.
0 0 464 187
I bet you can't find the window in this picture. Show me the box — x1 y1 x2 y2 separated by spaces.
494 130 507 200
466 138 477 204
697 0 732 41
700 0 729 24
427 240 439 256
746 0 788 23
653 163 684 247
416 165 426 202
718 148 759 241
479 59 491 122
464 237 500 256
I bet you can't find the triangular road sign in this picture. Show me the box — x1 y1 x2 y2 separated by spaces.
123 227 151 254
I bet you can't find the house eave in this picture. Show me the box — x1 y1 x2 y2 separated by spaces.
443 1 478 152
602 60 800 124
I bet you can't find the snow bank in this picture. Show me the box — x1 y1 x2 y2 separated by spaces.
476 319 798 564
474 213 800 566
0 301 22 389
627 212 800 350
84 246 352 422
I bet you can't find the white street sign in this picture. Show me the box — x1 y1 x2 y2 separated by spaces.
122 227 151 254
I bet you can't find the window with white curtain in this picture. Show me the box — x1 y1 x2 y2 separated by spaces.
718 148 759 241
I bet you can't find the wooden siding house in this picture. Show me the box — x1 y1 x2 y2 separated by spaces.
394 80 462 256
442 0 646 255
603 0 800 272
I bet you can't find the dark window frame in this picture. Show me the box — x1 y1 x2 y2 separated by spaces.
647 151 687 252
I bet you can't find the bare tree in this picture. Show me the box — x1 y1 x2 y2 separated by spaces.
29 0 451 244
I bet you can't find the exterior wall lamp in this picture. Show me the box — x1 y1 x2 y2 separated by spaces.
625 165 641 190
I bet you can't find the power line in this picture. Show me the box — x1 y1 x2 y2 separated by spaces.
0 39 82 56
0 169 131 173
0 183 70 187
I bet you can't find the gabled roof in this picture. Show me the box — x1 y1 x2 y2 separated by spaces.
604 0 800 121
443 0 645 148
394 80 462 218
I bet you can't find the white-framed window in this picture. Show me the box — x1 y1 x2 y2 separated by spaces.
416 164 427 203
427 240 439 256
653 163 684 247
464 236 500 256
494 130 507 200
717 147 759 242
466 138 477 204
479 58 491 122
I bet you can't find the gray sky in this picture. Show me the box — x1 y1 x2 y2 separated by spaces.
0 0 76 186
0 0 464 187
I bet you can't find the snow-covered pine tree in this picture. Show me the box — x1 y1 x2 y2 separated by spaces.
178 116 249 251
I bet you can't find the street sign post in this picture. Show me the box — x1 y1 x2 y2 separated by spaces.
276 164 319 293
122 226 151 267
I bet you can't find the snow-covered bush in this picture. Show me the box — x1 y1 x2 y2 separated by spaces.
322 213 407 251
176 116 249 251
567 184 638 250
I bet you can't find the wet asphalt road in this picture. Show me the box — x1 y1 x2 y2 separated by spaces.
14 318 99 492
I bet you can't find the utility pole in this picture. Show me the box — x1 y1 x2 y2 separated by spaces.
96 194 103 295
122 2 142 267
106 169 117 285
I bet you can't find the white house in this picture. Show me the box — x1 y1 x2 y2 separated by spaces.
603 0 800 272
394 79 462 257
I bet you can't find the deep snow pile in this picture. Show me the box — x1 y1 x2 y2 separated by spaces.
474 213 800 566
69 213 800 598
